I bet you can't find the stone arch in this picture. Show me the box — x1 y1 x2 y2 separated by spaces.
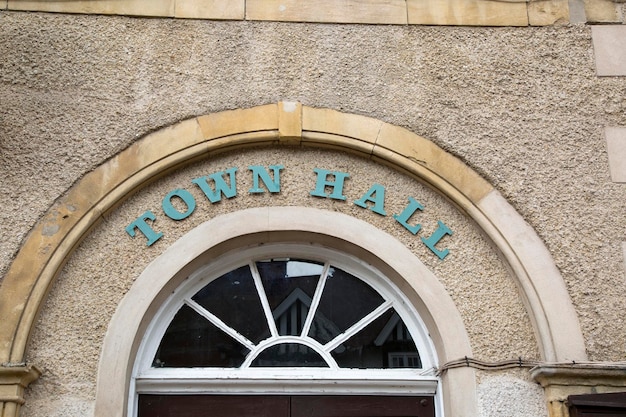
0 101 587 398
99 209 472 416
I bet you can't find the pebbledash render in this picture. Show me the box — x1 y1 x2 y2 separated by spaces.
1 1 625 417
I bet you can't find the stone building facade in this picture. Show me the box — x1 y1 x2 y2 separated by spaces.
1 1 626 417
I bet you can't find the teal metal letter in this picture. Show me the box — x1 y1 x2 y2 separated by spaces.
162 189 196 220
125 210 164 246
310 168 350 200
192 167 238 203
393 197 424 234
421 220 453 260
354 183 387 216
249 165 284 193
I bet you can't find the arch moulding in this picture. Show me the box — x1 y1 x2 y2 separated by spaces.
0 101 587 414
101 209 474 416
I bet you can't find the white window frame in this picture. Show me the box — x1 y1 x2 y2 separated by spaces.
130 243 441 416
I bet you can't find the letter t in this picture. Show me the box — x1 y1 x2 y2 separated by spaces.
125 210 164 246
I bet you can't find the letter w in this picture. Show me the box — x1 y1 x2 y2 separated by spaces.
192 167 238 203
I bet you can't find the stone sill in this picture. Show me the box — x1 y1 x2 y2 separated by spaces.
2 0 624 26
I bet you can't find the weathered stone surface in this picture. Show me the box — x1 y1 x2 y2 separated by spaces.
585 0 622 22
246 0 408 24
605 127 626 183
174 0 245 19
592 26 626 76
407 0 528 26
528 0 570 26
7 0 174 16
5 0 565 26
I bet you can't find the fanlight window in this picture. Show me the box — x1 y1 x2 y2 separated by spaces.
131 245 439 417
153 259 422 370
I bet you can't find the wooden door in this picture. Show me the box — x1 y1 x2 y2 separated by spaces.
138 395 435 417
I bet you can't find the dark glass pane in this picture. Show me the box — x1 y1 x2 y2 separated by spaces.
251 344 329 367
331 309 421 369
192 265 270 344
138 395 290 417
138 395 435 417
308 266 384 344
153 304 250 368
257 259 322 336
291 396 435 417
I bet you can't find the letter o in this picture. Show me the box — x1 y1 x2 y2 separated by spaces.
162 189 196 220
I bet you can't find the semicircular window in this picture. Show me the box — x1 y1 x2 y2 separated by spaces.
153 259 422 370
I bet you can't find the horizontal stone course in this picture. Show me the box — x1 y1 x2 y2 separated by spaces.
585 0 624 23
407 0 529 26
6 0 622 25
246 0 408 24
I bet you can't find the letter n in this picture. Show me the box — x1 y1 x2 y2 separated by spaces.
249 165 284 193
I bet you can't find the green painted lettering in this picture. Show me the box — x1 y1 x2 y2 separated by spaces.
310 168 350 200
192 167 238 203
354 183 387 216
249 165 284 193
393 197 424 234
125 210 164 246
162 189 196 220
421 221 453 260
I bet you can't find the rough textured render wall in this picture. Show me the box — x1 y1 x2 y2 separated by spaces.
21 147 541 416
477 369 548 417
0 8 624 412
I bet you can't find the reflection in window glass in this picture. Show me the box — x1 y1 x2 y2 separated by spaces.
251 344 329 367
257 259 322 337
153 304 250 368
308 266 384 344
153 259 422 370
331 309 421 369
192 265 270 344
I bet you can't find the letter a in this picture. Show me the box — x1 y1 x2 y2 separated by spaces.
354 184 387 216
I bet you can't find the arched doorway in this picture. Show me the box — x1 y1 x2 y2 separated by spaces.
97 208 470 416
